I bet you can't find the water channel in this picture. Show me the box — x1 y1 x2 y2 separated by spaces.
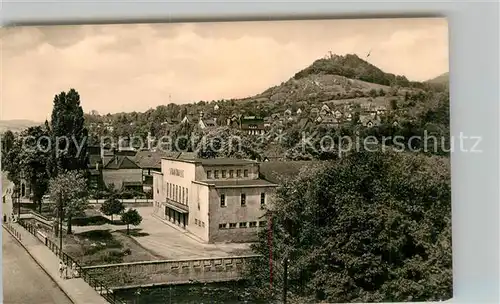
114 281 268 304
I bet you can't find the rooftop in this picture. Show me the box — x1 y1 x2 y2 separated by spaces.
161 157 259 166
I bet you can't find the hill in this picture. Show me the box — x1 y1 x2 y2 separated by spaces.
426 72 449 85
0 119 42 133
293 54 415 87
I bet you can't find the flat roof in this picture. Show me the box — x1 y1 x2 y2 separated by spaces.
161 157 259 166
199 179 277 188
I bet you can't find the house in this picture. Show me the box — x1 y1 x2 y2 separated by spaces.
359 114 381 128
152 158 278 243
181 114 200 125
333 110 343 119
310 108 319 117
102 155 143 192
239 116 266 135
214 104 220 111
198 112 217 130
226 113 241 127
284 109 292 116
263 117 273 128
296 108 302 115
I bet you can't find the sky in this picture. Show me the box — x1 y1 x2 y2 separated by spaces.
0 17 448 122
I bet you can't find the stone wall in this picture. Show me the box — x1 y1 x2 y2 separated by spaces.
82 255 260 288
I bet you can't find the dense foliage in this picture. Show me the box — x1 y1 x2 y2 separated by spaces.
246 150 452 303
49 89 89 176
48 170 89 234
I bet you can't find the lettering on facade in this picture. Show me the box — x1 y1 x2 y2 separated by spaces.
169 168 184 178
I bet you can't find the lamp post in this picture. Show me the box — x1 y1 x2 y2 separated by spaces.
282 256 289 304
58 192 63 258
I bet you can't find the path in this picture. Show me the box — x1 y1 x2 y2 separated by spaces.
2 229 72 304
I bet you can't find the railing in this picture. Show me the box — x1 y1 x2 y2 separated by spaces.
3 223 22 241
18 220 125 304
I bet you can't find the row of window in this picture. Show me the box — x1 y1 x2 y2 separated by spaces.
194 218 206 228
207 169 248 179
220 193 265 207
219 221 267 229
161 182 188 205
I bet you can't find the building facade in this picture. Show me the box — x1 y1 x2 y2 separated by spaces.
153 158 277 243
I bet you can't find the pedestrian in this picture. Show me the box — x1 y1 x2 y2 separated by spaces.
71 262 78 278
58 261 64 278
62 263 68 279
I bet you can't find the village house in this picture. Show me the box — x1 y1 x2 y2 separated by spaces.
152 158 278 243
197 112 217 130
239 116 266 135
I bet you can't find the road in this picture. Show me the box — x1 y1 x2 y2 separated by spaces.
2 229 73 304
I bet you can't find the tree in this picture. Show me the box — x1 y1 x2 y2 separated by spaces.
246 150 451 303
369 88 378 98
121 209 142 234
18 126 51 213
1 130 15 157
49 89 89 176
100 195 125 222
48 170 89 234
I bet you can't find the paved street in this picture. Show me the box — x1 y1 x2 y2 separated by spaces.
2 229 72 304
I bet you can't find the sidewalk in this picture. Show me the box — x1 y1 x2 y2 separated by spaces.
3 223 109 304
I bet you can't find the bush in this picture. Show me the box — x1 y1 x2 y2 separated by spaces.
71 216 110 226
102 249 125 264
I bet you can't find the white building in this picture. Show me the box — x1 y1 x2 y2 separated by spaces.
152 158 277 243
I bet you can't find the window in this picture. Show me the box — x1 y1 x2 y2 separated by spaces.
237 169 242 177
185 189 188 204
198 201 200 210
175 185 178 202
195 219 198 225
181 188 184 204
214 170 219 179
241 194 246 206
220 194 226 207
239 222 247 228
244 169 248 177
222 170 226 178
219 223 226 229
202 221 205 228
207 170 212 179
249 221 257 228
229 223 237 228
259 221 267 227
260 193 265 205
229 170 234 178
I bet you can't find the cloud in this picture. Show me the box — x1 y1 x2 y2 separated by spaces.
0 18 448 121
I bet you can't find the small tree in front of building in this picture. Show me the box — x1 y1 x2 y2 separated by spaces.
100 195 124 222
121 208 142 234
